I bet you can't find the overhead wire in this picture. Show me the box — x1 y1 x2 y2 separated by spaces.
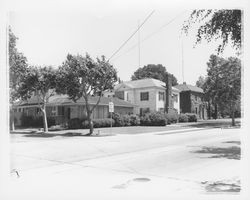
108 10 155 62
112 10 187 62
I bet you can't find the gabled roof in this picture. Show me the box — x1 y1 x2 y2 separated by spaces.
15 95 137 108
175 83 204 93
115 78 180 92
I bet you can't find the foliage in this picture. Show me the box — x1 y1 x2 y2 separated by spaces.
68 118 82 129
110 112 124 127
185 113 198 122
18 66 58 132
165 110 178 124
183 10 242 53
57 53 117 134
20 115 55 128
178 113 189 123
9 27 28 103
82 118 115 128
131 64 178 86
140 112 167 126
129 114 141 126
196 55 241 125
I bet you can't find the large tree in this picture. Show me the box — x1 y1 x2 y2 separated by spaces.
9 27 28 130
183 10 242 53
57 54 117 135
18 66 58 132
199 55 241 125
131 64 178 86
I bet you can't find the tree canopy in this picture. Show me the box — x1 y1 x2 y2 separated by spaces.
131 64 178 86
183 10 242 53
57 53 117 135
197 55 241 125
18 66 58 132
9 27 28 103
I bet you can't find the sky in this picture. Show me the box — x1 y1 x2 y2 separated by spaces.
8 1 241 85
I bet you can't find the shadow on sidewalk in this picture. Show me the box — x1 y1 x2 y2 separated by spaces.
184 120 241 129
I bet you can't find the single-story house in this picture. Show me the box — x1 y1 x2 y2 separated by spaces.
13 94 137 126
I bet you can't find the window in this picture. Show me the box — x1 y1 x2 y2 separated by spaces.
58 106 65 116
51 106 57 116
159 108 164 112
140 92 149 101
159 92 164 101
18 108 22 112
140 107 150 116
195 107 198 114
172 94 178 102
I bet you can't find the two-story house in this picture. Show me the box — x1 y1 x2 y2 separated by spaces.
175 82 207 119
113 78 180 115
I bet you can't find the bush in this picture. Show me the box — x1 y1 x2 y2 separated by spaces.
129 114 140 126
20 115 56 127
122 115 131 126
140 112 167 126
178 113 188 123
110 113 124 127
68 118 82 129
185 113 198 122
165 112 178 124
82 118 115 128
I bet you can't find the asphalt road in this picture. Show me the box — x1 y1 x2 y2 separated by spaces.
8 127 241 198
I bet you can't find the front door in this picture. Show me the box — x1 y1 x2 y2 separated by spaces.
67 107 71 119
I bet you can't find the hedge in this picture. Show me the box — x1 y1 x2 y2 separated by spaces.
185 113 198 122
20 115 55 127
178 113 188 123
140 112 167 126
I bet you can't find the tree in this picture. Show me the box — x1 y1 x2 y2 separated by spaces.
201 55 241 125
183 10 242 53
131 64 178 86
196 75 206 88
9 27 28 130
57 54 117 135
18 66 58 132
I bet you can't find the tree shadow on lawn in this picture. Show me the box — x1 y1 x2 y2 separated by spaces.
202 180 241 193
191 145 241 160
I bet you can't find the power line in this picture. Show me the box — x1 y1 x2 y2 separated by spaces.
112 10 186 61
108 10 155 61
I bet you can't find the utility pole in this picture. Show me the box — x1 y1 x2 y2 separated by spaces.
138 20 141 68
181 39 185 83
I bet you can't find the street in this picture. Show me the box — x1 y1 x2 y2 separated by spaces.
7 126 241 199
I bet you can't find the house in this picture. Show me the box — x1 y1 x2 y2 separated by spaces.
13 94 137 126
111 78 180 115
174 82 207 119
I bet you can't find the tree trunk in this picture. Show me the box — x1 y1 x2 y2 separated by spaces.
214 103 218 119
41 105 48 133
231 103 236 126
87 114 94 135
208 101 211 119
10 109 15 131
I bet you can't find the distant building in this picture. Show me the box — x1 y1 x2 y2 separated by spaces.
175 82 207 119
112 78 180 115
13 94 137 126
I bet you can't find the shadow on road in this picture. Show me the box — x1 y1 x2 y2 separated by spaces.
191 143 241 160
202 180 241 193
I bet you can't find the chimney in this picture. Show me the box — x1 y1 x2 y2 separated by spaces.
165 73 172 113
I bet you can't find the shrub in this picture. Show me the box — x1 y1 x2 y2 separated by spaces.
68 118 82 129
82 118 115 128
129 114 140 126
140 112 167 126
178 113 188 122
20 115 56 127
185 113 198 122
165 112 178 124
110 112 124 127
122 115 131 126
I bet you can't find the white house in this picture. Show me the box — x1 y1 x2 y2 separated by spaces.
111 78 180 115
